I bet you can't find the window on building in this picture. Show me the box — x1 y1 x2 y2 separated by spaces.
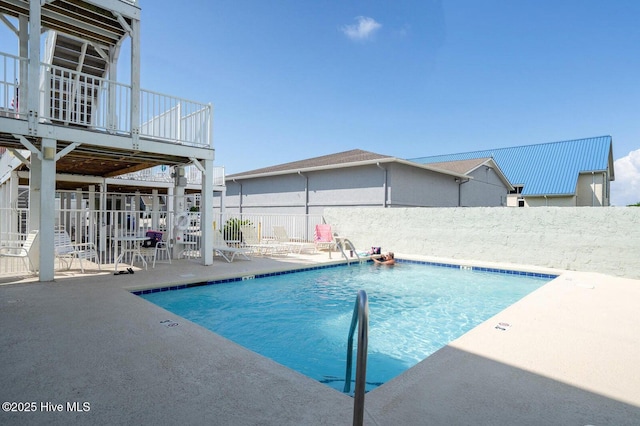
509 186 523 195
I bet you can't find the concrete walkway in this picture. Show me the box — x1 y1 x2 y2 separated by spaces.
1 253 639 425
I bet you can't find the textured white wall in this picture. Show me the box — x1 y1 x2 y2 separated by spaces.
325 207 640 279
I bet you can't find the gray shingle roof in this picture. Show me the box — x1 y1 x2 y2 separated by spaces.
227 149 393 178
427 157 493 175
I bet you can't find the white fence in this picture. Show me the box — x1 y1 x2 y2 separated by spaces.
0 203 325 277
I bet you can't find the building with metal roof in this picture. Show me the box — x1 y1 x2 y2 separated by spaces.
410 136 615 207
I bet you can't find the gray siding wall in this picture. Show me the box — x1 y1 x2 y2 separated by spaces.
216 162 510 214
461 166 508 206
389 164 459 207
221 174 307 214
308 166 386 207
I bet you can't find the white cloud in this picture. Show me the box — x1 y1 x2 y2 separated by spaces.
341 16 382 41
611 148 640 206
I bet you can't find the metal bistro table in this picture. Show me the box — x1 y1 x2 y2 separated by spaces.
114 235 149 272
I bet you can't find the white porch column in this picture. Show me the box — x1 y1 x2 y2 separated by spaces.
0 180 6 237
217 186 226 231
107 46 118 132
28 155 41 232
201 159 214 265
38 138 57 281
98 183 107 253
0 175 17 237
167 186 174 248
130 17 141 149
27 1 40 130
75 188 83 242
18 14 28 116
119 193 127 233
88 185 96 245
172 168 186 259
64 191 72 234
151 189 160 230
9 170 19 235
135 190 141 233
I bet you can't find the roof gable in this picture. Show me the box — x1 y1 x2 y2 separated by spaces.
427 157 513 190
410 136 613 196
427 157 493 175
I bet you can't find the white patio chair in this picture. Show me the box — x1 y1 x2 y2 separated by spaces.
213 231 251 262
54 229 101 273
272 226 315 254
240 225 288 256
0 230 39 273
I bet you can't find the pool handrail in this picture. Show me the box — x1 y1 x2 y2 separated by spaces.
336 237 361 264
344 289 369 425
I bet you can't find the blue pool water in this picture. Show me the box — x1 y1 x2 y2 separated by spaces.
139 262 552 393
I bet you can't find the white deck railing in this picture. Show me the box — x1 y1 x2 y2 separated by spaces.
0 51 212 148
0 52 25 116
139 89 212 147
111 165 225 186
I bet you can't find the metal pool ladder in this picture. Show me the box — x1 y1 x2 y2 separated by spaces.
336 238 361 264
344 290 369 426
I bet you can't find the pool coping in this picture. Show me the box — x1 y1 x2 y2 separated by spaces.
130 257 560 295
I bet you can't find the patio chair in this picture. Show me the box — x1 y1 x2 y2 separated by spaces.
212 231 251 262
0 230 39 273
139 230 172 268
240 225 288 256
54 228 100 273
272 226 315 254
314 224 337 258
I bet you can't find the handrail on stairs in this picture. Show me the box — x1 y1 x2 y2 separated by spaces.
344 290 369 426
336 237 360 264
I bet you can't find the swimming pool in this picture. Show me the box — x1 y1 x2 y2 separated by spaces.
138 261 553 393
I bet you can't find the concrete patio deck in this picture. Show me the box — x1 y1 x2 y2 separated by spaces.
1 252 639 425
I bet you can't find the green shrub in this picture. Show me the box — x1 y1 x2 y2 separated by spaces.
223 218 252 241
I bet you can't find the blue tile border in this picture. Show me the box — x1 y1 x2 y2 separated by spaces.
131 259 557 295
131 262 347 295
396 259 558 279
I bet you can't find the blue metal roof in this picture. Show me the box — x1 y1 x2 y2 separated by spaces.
410 136 613 196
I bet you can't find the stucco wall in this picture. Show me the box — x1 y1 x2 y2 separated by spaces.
324 207 640 279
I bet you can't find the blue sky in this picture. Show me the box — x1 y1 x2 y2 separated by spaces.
1 1 639 204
